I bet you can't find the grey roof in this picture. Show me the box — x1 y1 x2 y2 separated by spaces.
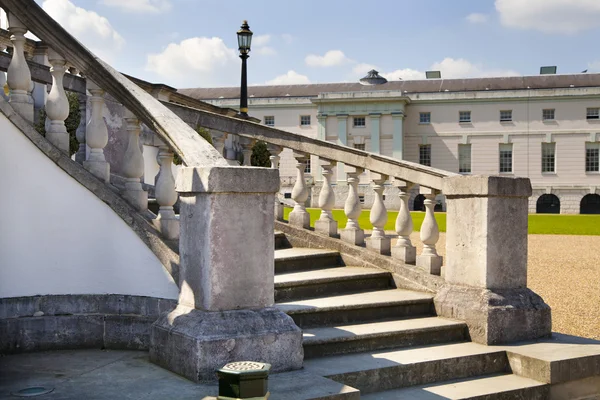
179 73 600 100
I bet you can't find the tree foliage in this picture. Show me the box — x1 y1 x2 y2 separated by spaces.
173 125 213 165
35 92 81 156
251 141 271 167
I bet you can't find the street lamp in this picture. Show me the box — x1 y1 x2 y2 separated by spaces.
237 20 253 118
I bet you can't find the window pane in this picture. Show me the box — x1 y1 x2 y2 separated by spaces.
264 116 274 126
459 144 471 173
354 143 365 151
300 115 311 126
459 111 471 123
304 158 311 174
586 143 600 172
499 143 513 173
587 108 599 120
543 109 555 120
500 110 512 122
542 142 555 173
353 117 365 127
419 144 431 166
420 112 431 124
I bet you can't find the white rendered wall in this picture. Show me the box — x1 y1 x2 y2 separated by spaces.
0 115 179 299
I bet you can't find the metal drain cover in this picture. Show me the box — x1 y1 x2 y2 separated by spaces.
11 387 54 397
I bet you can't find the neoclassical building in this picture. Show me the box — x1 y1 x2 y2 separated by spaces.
181 71 600 214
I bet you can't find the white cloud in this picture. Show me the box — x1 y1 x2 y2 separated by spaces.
281 34 294 44
42 0 124 61
252 34 276 56
466 13 489 24
253 34 271 47
256 47 276 56
353 63 378 76
383 68 426 81
100 0 171 13
495 0 600 34
305 50 352 67
146 37 238 87
266 70 310 85
430 57 519 78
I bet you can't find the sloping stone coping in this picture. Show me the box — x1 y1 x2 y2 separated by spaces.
0 295 176 354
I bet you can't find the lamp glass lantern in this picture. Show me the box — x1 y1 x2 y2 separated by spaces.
237 20 253 55
237 20 253 118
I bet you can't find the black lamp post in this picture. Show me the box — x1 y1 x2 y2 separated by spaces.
237 20 253 118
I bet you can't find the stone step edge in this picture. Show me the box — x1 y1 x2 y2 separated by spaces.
279 295 434 315
275 269 391 288
274 250 340 261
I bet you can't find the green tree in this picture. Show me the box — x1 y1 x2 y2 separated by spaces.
35 92 81 157
251 141 271 167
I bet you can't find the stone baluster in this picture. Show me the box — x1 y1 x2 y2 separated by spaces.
289 151 310 228
122 111 148 211
0 45 6 100
267 144 284 221
83 82 110 182
45 48 69 153
6 12 33 123
367 174 390 255
341 167 365 245
154 145 179 240
240 137 254 166
210 130 226 157
416 188 443 275
391 181 416 263
75 93 87 164
315 159 337 236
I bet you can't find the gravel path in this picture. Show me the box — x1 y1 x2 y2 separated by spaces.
403 232 600 340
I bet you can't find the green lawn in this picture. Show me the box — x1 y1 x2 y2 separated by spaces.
283 208 600 235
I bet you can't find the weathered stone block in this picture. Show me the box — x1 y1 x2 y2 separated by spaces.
391 245 416 264
417 254 443 275
366 236 390 255
150 305 303 382
434 285 551 345
289 210 310 229
340 228 364 246
104 315 155 350
315 219 337 237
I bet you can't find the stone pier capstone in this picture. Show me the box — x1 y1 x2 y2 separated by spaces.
150 166 303 382
435 175 551 345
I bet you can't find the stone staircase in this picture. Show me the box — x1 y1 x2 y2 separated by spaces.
273 231 549 399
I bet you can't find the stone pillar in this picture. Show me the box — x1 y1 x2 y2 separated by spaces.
268 144 284 221
392 181 416 263
122 111 148 211
75 93 87 164
336 114 348 183
435 175 551 345
45 48 69 153
416 188 443 275
391 112 404 160
154 145 179 240
83 82 110 182
289 151 310 228
341 167 365 246
367 173 390 254
150 166 303 382
240 137 253 166
7 12 33 123
315 159 337 236
369 113 381 154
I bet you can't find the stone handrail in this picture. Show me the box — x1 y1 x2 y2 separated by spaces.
164 101 455 190
0 0 225 168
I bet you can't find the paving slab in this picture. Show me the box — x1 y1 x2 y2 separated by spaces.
275 266 388 286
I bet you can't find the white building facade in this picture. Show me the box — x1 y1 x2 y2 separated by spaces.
180 72 600 214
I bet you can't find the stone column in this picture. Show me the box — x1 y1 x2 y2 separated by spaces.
416 188 443 274
150 166 303 382
289 151 310 228
367 173 390 255
154 145 179 240
240 137 253 166
435 175 551 345
75 93 87 164
7 12 33 123
315 159 337 236
83 81 110 182
341 167 365 246
268 144 284 221
391 112 404 160
336 114 348 183
392 181 416 263
369 113 381 154
122 111 148 211
45 48 69 153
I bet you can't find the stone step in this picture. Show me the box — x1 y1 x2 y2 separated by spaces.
303 342 509 394
274 266 393 302
276 289 435 328
302 317 468 359
359 373 548 399
274 231 289 250
274 248 341 274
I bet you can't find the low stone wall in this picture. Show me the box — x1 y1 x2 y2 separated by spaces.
0 295 176 354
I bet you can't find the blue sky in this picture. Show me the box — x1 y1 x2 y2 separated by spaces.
30 0 600 88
